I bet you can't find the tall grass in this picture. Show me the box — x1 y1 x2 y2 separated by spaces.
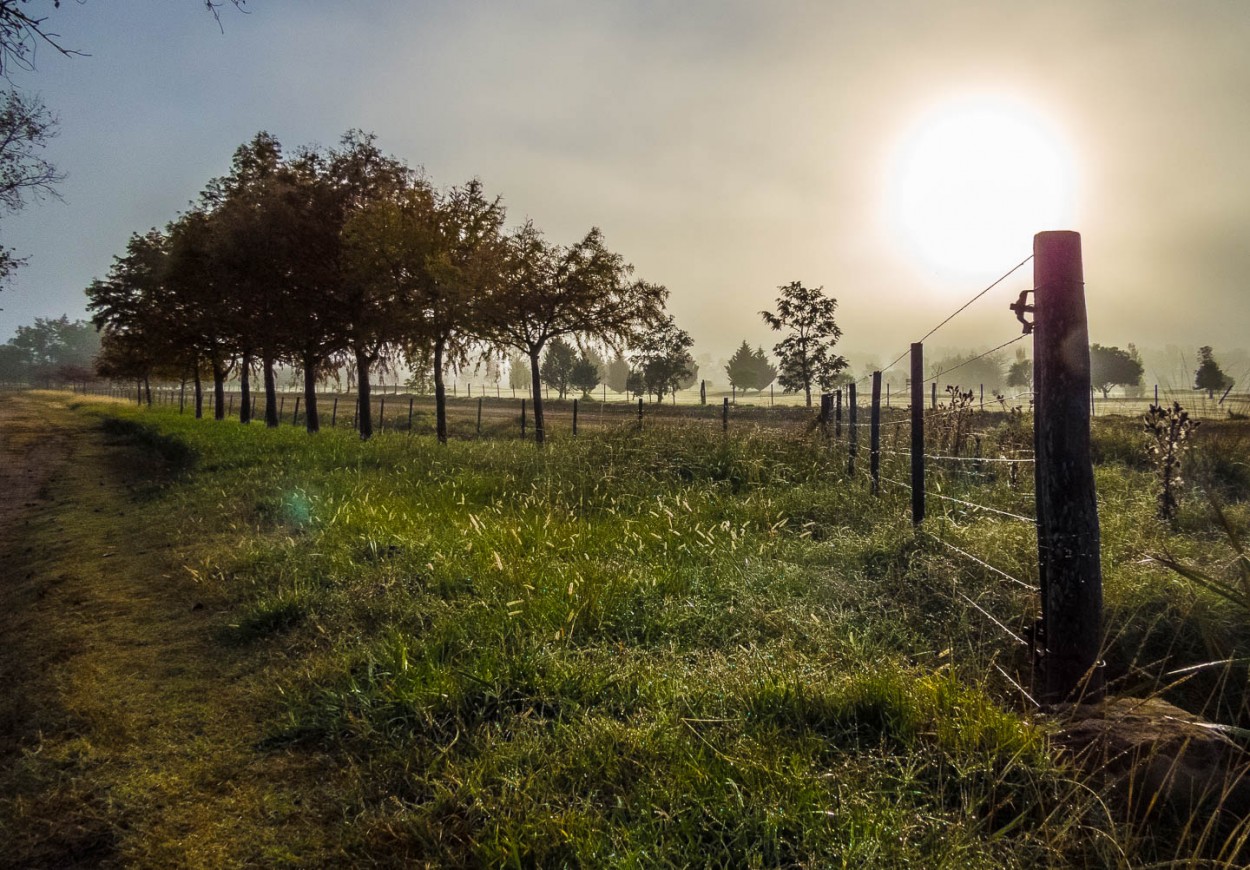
89 400 1250 865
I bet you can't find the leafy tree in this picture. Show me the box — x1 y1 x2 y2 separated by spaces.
86 229 181 408
760 281 847 407
1194 345 1234 399
750 346 777 391
569 352 601 398
1089 343 1144 398
625 368 645 399
481 222 667 444
633 315 696 403
540 337 577 399
205 131 292 426
1006 347 1032 391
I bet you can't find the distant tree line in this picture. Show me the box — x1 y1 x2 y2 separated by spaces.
0 315 99 385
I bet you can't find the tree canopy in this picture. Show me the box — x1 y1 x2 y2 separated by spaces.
1194 345 1233 398
1089 343 1144 398
761 281 847 408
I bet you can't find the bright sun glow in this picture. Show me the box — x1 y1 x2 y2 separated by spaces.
887 97 1076 276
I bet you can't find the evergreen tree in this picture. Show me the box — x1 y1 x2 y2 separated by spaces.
1194 346 1233 398
569 353 601 398
540 337 578 399
750 346 778 391
725 341 757 392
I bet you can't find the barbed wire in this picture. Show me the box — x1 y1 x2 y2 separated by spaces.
871 254 1034 381
926 532 1038 591
926 334 1030 384
955 589 1028 646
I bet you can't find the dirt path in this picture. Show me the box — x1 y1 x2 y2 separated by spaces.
0 392 341 868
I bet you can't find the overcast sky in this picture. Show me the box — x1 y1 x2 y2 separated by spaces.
2 1 1248 376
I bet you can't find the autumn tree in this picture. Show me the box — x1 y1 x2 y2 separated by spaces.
761 281 847 407
1194 345 1233 399
1089 343 1144 398
482 223 667 444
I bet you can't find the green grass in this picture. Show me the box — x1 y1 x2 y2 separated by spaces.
43 399 1250 864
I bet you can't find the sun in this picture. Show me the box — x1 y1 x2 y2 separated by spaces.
886 96 1077 276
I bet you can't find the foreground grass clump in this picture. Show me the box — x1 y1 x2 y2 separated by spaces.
85 401 1250 865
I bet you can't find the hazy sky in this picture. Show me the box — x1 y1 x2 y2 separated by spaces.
2 1 1248 372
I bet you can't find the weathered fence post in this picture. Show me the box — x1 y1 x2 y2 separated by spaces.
700 380 706 405
331 396 338 427
931 381 937 410
911 343 925 525
572 398 579 435
293 396 300 426
520 399 527 437
980 384 984 411
870 372 882 494
820 392 831 440
722 397 729 432
179 382 185 414
835 389 842 438
847 383 858 475
408 397 414 432
637 397 643 425
1033 229 1104 704
477 397 483 435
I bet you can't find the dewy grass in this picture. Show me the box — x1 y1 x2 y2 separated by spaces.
17 396 1250 865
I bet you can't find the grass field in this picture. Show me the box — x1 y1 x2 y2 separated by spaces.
3 392 1250 866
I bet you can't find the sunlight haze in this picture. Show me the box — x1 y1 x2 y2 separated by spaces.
1 1 1247 372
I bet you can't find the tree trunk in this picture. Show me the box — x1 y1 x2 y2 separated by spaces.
263 352 278 428
434 338 448 445
356 349 373 440
212 360 226 421
303 352 320 433
143 374 152 406
193 366 203 419
240 349 252 424
529 348 545 445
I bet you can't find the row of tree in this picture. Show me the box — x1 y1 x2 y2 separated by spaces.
85 131 683 444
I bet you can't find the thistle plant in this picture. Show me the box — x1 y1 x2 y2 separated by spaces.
1144 401 1199 523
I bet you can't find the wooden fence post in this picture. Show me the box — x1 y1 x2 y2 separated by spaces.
911 343 925 525
379 396 386 433
408 397 414 432
331 396 338 427
931 381 937 409
1033 230 1104 703
700 380 706 405
847 383 858 475
520 399 527 437
722 397 729 432
179 382 185 414
820 392 831 440
476 397 483 435
637 398 643 425
870 372 882 495
293 396 300 426
572 398 579 435
835 389 842 438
